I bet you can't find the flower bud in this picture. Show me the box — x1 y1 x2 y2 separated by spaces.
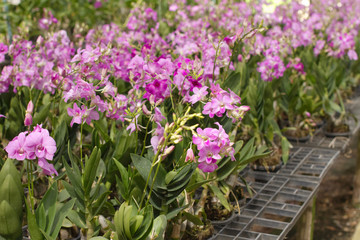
164 145 175 156
24 113 33 126
142 104 151 116
149 95 155 105
170 135 183 144
26 101 34 114
185 148 195 162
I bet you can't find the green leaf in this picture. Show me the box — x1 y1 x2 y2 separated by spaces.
281 137 291 164
26 201 44 240
0 174 23 218
208 185 231 211
92 190 110 216
83 147 101 196
33 101 51 125
150 215 167 240
37 204 46 232
130 154 152 184
165 171 177 185
223 72 241 94
94 121 111 142
186 178 215 192
50 199 76 239
130 154 166 189
67 210 87 229
133 205 153 240
165 205 188 220
0 201 22 239
113 158 128 187
182 212 204 225
37 182 58 235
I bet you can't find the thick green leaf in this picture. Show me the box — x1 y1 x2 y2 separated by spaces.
63 156 82 191
67 210 87 229
165 205 188 220
281 137 291 164
186 178 215 192
0 174 23 217
165 171 177 185
183 212 204 225
208 185 231 211
0 201 22 239
94 121 111 142
26 201 44 240
33 102 51 125
133 205 153 240
83 147 101 196
92 190 110 217
130 154 166 189
150 215 167 240
50 199 76 239
38 182 58 235
113 158 128 187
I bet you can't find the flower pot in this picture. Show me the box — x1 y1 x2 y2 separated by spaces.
324 130 351 138
284 134 310 143
182 220 214 240
205 196 234 225
324 122 351 138
283 128 311 143
251 147 282 173
210 211 236 226
250 161 282 172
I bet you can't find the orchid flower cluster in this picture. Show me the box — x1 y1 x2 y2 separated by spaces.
4 124 57 176
191 122 235 172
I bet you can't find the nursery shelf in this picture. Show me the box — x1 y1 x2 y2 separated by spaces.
269 147 339 181
210 146 340 240
287 95 360 151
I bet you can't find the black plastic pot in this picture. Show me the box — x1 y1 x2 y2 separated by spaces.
210 211 236 226
250 161 282 173
323 130 351 138
284 134 310 143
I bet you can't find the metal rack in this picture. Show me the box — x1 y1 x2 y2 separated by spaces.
210 147 339 240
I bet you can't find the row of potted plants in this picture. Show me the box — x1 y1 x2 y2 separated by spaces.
0 0 360 239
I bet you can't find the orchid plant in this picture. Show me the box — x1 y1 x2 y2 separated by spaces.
0 0 360 239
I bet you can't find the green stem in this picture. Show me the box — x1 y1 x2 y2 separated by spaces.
33 88 44 115
80 123 84 172
211 40 221 84
85 199 94 239
27 160 34 213
135 122 139 154
222 47 235 84
139 133 170 208
141 118 152 156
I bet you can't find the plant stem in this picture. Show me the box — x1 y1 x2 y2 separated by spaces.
211 40 221 85
85 202 94 239
145 144 166 206
80 123 84 172
141 118 152 156
135 118 139 154
139 138 166 208
140 129 171 208
27 160 34 213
